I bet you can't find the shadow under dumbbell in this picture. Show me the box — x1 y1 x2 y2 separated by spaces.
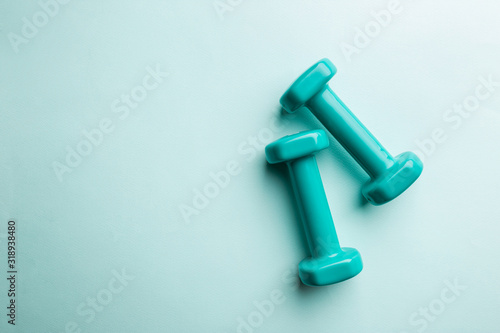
357 190 370 207
296 277 345 297
280 107 371 208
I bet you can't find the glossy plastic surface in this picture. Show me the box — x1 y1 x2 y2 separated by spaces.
280 59 337 113
280 59 423 205
265 130 363 286
265 130 329 164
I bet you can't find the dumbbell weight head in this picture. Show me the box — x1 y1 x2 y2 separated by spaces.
299 247 362 286
362 151 423 205
280 59 337 114
265 129 329 164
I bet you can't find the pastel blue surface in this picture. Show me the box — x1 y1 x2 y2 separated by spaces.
1 1 500 333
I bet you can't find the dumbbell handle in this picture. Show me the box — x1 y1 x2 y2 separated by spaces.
287 155 340 258
308 86 395 178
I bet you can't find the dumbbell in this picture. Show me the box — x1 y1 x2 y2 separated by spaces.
280 59 423 205
265 129 363 286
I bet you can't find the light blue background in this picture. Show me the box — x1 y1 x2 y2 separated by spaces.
1 0 499 332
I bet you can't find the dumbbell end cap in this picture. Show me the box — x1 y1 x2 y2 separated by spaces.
362 151 424 205
280 58 337 113
299 247 363 286
265 130 329 164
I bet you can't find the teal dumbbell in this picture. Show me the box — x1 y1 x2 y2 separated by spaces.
266 129 363 286
280 59 423 205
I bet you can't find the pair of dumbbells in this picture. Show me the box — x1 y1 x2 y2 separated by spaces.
266 59 423 286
